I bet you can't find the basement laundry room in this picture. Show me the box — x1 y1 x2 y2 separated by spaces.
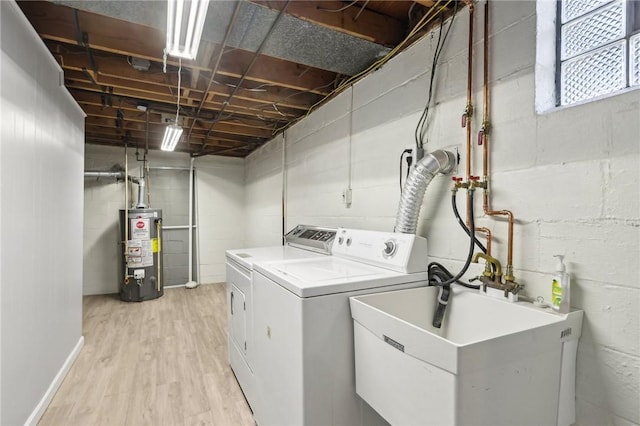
1 0 639 425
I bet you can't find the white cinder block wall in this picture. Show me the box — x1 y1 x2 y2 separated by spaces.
1 2 85 424
196 155 245 283
244 134 285 247
244 1 640 424
83 145 244 294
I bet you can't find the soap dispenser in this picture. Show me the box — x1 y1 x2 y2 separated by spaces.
551 255 571 313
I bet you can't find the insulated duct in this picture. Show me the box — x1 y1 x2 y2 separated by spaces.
395 149 456 234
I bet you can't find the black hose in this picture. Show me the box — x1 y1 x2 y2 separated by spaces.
428 262 480 289
432 285 450 328
428 189 478 287
399 149 412 193
451 191 487 253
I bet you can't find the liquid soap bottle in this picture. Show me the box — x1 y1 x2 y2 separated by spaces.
551 255 571 313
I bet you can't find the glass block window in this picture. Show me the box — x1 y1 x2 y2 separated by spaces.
558 0 640 105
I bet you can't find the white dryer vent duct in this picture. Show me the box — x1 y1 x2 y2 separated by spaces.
395 149 456 234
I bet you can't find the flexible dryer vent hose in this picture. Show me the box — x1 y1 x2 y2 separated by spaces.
395 149 456 234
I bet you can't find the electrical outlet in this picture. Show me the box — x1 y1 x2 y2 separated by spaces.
342 188 352 207
403 146 415 170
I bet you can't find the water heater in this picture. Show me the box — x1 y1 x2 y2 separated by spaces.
118 208 163 302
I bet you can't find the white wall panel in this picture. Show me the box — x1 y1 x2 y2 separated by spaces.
1 2 85 424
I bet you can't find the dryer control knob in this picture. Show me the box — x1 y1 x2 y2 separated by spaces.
338 236 344 245
383 240 397 257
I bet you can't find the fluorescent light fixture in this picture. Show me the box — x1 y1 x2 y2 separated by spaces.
166 0 210 60
161 124 184 151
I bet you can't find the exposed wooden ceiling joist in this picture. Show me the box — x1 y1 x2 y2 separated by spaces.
249 1 406 46
17 0 460 157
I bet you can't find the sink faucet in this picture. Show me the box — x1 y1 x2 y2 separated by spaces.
472 253 522 298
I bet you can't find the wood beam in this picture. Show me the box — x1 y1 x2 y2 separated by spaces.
53 48 319 111
250 1 405 46
19 1 338 94
66 80 299 122
85 115 274 139
413 1 437 7
79 104 276 135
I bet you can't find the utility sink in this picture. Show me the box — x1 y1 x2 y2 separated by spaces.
350 286 583 426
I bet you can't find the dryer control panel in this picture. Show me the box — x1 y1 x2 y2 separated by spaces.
284 225 337 254
332 228 428 273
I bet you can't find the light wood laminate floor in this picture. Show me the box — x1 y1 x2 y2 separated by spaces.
39 284 254 426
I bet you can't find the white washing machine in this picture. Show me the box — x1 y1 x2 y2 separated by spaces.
251 228 429 426
225 225 336 411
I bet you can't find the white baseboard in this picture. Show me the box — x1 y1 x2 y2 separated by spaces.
25 336 84 426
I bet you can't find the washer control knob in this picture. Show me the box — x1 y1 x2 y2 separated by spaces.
338 236 344 245
383 239 397 257
346 237 352 246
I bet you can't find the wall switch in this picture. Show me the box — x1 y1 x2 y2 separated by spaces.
342 188 352 207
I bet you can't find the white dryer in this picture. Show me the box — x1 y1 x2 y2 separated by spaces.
225 225 336 411
251 228 429 426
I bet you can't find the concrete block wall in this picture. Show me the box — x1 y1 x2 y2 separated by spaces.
83 145 244 293
196 155 245 284
244 134 285 247
244 1 640 424
148 167 190 286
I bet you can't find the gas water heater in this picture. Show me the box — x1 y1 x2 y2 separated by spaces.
118 208 163 302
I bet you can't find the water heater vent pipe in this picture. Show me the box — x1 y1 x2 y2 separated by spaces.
395 149 456 234
83 171 124 179
84 171 147 209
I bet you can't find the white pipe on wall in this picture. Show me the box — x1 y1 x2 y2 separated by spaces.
194 167 201 285
185 157 198 289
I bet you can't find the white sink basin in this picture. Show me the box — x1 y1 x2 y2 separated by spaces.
350 286 583 426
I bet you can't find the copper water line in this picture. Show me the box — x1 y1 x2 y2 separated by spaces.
476 226 492 255
480 0 515 278
463 1 474 227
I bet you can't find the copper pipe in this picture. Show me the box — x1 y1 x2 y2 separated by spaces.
464 2 474 226
465 1 474 180
475 226 492 255
480 0 515 277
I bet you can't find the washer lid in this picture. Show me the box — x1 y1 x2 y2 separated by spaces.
226 245 323 270
254 257 428 297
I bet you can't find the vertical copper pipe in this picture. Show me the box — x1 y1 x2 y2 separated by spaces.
476 226 492 255
464 2 474 226
465 2 474 181
481 0 515 276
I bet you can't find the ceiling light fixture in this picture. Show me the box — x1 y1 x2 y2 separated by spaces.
165 0 210 60
161 124 183 151
161 59 184 152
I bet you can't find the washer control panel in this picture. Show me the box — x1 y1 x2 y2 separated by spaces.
383 239 397 257
332 228 428 273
